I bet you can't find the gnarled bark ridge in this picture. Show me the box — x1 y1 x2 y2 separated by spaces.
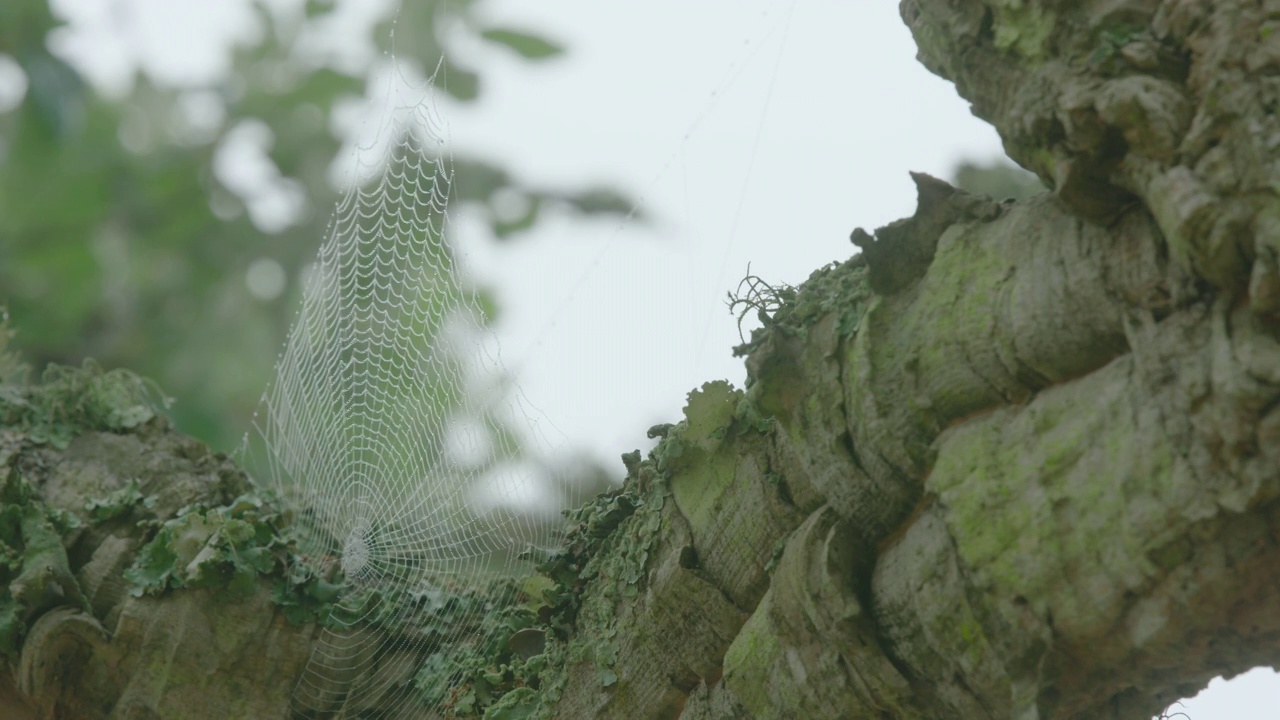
546 1 1280 717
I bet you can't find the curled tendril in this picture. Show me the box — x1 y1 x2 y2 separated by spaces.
725 263 795 343
1154 702 1191 720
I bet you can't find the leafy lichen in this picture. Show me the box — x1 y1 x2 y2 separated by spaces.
990 1 1057 62
124 492 283 601
0 469 86 661
0 359 170 449
408 580 546 717
84 478 157 523
0 340 172 663
118 482 560 717
732 257 871 361
461 440 674 717
1087 24 1148 71
0 326 718 718
0 338 570 717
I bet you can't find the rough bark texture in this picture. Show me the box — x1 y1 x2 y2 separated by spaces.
4 1 1280 718
543 1 1280 716
0 425 320 719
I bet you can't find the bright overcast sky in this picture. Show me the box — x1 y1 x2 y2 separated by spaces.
40 0 1280 715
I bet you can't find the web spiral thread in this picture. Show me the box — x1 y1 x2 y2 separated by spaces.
247 56 563 718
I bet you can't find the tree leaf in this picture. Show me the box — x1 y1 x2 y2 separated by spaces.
303 0 336 18
441 62 480 102
562 186 637 218
480 28 565 60
19 51 86 140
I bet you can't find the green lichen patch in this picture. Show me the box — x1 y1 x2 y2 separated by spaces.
119 482 564 718
517 446 672 713
642 381 777 564
720 588 784 712
1087 24 1147 71
84 477 157 523
926 355 1185 649
990 1 1057 62
657 380 776 476
388 458 673 719
481 686 542 719
538 481 644 630
0 468 87 661
270 558 344 626
681 381 739 448
731 257 871 360
125 492 284 601
408 579 546 718
0 358 171 450
664 381 785 547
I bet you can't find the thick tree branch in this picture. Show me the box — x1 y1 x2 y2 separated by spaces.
4 2 1279 719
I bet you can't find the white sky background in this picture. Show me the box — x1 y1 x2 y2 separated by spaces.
37 0 1280 715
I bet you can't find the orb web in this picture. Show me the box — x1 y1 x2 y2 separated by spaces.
340 523 373 581
243 49 569 718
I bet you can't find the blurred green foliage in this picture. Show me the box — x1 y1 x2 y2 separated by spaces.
0 0 630 451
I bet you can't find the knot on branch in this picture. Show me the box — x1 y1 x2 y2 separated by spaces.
850 172 1002 295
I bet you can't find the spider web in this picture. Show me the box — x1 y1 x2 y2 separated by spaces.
239 1 805 715
245 49 567 717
